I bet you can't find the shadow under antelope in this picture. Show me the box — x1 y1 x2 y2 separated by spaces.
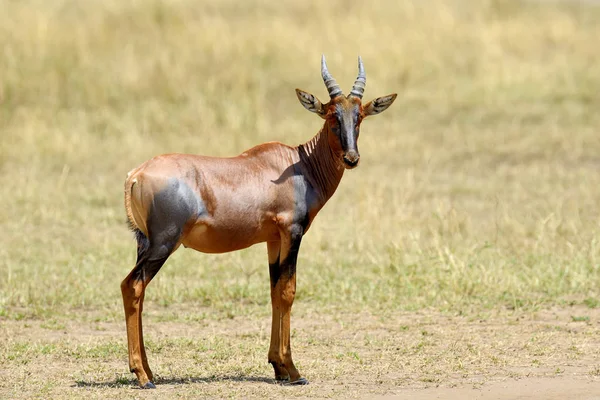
121 55 396 388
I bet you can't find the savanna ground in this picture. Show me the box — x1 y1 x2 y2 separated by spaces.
1 0 600 398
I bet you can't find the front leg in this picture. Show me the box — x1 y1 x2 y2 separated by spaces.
267 240 288 381
267 225 308 385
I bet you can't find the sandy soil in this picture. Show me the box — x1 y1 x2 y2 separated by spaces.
1 307 600 399
392 377 600 400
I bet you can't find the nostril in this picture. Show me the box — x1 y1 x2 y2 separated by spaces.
343 156 360 167
344 151 360 163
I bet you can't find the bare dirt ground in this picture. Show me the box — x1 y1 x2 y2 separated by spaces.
393 378 600 400
1 307 600 399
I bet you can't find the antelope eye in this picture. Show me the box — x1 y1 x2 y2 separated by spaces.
330 120 341 133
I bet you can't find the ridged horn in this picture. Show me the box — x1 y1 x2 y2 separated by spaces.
350 56 366 99
321 55 343 99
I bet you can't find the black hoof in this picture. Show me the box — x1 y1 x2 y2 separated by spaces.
282 377 309 386
142 381 156 389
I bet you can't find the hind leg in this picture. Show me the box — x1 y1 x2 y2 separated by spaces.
121 230 179 388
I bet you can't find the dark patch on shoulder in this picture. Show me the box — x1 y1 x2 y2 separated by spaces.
290 164 312 231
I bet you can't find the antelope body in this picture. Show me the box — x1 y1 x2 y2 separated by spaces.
121 56 396 388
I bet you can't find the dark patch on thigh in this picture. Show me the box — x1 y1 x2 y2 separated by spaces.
131 178 207 282
130 228 172 283
147 178 206 245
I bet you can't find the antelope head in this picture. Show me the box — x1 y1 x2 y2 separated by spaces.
296 55 397 169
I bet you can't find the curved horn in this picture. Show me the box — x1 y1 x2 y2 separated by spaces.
321 55 343 99
350 56 366 99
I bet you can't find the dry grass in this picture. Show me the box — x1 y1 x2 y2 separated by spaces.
1 0 600 398
2 308 600 399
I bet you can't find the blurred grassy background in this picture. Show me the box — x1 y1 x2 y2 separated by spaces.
1 0 600 319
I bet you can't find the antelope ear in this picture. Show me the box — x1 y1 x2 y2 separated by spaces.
363 94 397 117
296 89 326 118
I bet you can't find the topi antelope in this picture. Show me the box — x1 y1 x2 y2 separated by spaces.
121 55 396 388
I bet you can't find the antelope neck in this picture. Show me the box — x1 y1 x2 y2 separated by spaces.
296 124 345 206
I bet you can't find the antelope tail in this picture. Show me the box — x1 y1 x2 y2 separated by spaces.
124 169 149 237
124 172 139 232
